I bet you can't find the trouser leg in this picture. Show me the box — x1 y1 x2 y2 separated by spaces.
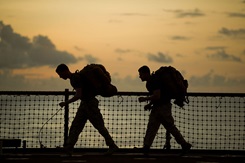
143 109 161 147
90 117 115 146
163 120 186 145
159 104 186 145
87 98 115 146
66 103 87 149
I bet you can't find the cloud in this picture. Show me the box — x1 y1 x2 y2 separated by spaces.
207 50 242 62
189 70 214 87
119 13 148 17
111 13 148 23
0 21 78 69
218 27 245 38
227 12 245 18
189 70 245 92
82 54 99 63
115 48 132 54
1 69 245 93
0 69 145 91
163 8 205 18
147 52 173 63
74 46 84 52
112 74 145 92
205 46 226 51
170 35 190 40
0 69 70 91
115 48 136 61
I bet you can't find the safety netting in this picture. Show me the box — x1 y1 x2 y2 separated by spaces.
0 91 244 150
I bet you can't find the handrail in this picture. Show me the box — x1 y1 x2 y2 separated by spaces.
0 90 244 97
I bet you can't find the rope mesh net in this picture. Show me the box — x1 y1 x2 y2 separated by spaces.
0 92 244 150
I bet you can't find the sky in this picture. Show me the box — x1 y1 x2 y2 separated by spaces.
0 0 245 93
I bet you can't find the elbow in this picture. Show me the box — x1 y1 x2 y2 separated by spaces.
76 94 82 99
74 93 82 100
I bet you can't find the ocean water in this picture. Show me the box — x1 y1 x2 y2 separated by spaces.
0 94 244 150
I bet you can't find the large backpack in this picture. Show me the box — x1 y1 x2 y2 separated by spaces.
153 66 189 107
78 64 117 97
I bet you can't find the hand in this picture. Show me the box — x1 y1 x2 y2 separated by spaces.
138 97 146 102
59 102 66 107
144 104 152 111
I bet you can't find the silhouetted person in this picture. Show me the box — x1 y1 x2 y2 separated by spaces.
137 65 191 155
56 63 118 155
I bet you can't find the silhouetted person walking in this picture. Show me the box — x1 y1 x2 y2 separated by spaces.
56 63 118 155
137 65 191 155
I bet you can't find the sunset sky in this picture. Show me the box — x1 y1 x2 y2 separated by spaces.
0 0 245 93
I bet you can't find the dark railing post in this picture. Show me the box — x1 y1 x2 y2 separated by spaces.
64 89 69 147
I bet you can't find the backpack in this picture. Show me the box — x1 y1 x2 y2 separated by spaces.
153 66 189 107
78 64 117 97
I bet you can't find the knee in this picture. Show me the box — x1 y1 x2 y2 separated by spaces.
94 124 106 132
164 123 175 131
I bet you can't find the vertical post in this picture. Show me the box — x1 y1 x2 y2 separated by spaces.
0 140 2 155
64 89 69 147
22 140 26 153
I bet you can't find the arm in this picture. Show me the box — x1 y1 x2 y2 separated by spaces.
138 89 161 103
59 88 82 107
138 89 161 111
